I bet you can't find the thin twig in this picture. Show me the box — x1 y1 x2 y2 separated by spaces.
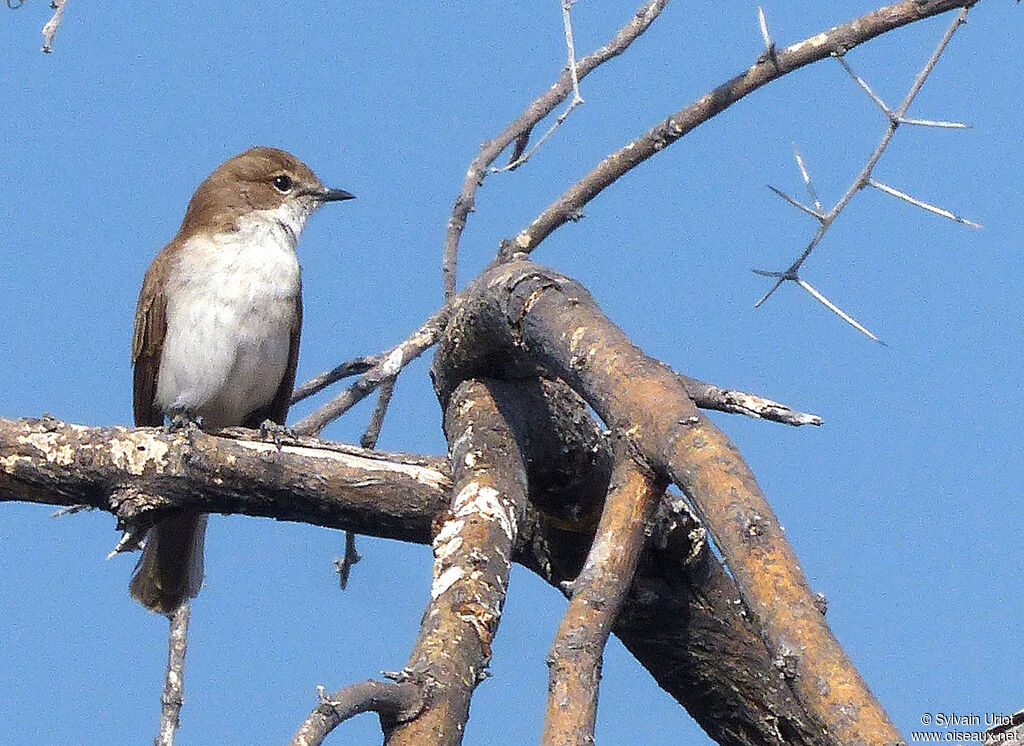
442 0 671 298
289 680 422 746
334 531 362 590
292 305 453 437
155 602 190 746
291 355 382 406
332 377 398 590
505 0 977 259
495 0 587 174
41 0 67 53
753 7 972 340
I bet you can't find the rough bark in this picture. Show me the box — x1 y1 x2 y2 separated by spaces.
432 260 900 746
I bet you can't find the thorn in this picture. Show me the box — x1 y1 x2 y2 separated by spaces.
756 6 777 64
107 524 148 559
791 144 823 213
795 278 885 344
867 179 981 229
834 54 893 119
754 275 788 308
51 504 93 518
767 184 825 222
897 116 970 129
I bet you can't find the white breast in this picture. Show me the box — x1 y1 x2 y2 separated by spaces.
155 205 305 428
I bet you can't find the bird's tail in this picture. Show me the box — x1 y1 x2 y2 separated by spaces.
129 512 208 615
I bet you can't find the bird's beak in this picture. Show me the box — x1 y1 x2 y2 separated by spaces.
320 187 356 203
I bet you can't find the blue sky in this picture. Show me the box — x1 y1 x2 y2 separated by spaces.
2 1 1022 743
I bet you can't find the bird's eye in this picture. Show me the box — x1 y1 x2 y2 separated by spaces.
271 174 294 193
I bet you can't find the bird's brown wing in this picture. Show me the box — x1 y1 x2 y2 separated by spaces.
132 250 172 427
244 289 302 428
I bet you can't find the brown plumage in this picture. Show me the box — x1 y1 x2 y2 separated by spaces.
129 147 351 614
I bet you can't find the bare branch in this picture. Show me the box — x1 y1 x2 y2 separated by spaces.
293 304 453 437
0 417 452 544
432 261 903 745
290 680 422 746
386 379 530 745
679 374 823 426
41 0 66 53
155 603 190 746
291 355 381 406
2 385 825 745
505 0 978 257
496 0 587 174
542 452 664 745
442 0 671 298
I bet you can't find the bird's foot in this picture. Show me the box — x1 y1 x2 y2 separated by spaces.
165 412 201 433
259 420 296 450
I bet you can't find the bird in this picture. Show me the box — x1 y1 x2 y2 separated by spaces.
129 146 353 614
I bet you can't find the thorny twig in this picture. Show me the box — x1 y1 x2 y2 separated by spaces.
441 0 671 299
757 7 977 340
503 0 980 260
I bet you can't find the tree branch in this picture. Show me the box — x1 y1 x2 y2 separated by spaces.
290 680 422 746
156 603 190 746
0 417 451 543
542 449 665 746
504 0 980 256
432 260 902 745
442 0 671 297
385 379 530 745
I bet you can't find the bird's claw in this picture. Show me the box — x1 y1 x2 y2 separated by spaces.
259 420 295 449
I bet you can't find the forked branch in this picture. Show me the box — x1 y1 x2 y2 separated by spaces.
432 260 904 745
290 680 422 746
442 0 672 298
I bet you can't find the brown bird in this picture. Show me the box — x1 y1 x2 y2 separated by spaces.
130 146 353 614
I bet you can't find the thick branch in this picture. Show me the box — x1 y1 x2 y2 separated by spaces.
4 389 827 744
433 261 901 746
542 450 664 746
0 417 450 543
386 379 530 745
506 0 979 254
